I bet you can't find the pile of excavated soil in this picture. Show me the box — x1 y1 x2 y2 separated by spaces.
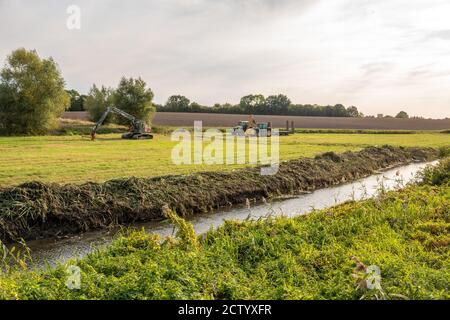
0 146 438 242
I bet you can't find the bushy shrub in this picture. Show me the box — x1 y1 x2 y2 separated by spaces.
420 157 450 186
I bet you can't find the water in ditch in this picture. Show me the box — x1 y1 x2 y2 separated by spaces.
17 160 437 268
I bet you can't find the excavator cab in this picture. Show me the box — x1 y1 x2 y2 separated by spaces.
122 120 152 140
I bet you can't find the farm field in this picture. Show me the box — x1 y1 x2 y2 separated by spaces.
0 130 449 187
63 111 450 130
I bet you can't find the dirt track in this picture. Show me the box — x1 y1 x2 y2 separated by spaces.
63 111 450 130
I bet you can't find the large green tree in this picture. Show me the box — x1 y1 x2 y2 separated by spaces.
84 84 114 123
0 48 69 135
396 111 409 119
265 94 291 114
346 106 360 117
239 94 266 114
114 77 155 125
164 95 191 112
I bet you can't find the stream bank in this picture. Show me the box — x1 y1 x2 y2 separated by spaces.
0 146 438 242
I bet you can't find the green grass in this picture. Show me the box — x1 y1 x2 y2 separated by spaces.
0 162 448 300
0 129 448 186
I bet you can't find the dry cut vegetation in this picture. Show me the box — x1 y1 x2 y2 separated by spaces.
0 146 438 242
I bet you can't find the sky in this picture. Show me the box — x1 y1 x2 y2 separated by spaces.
0 0 449 118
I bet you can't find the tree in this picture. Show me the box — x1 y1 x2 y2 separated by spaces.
346 106 360 117
84 84 114 123
395 111 409 119
332 104 347 117
165 95 190 112
265 94 291 114
239 94 266 114
189 102 203 112
0 48 69 135
66 89 86 111
114 77 155 125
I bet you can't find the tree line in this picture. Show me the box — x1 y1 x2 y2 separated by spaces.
68 90 362 118
157 94 363 117
69 92 411 119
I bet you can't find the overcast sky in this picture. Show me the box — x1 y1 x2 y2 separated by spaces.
1 0 449 118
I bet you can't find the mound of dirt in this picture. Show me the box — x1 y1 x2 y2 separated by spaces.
0 146 438 242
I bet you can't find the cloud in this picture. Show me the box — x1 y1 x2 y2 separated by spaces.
0 0 449 118
425 29 450 40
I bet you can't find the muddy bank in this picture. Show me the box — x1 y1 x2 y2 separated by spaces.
0 146 438 242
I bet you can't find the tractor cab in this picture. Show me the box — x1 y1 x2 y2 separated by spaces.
256 122 272 137
231 118 272 137
233 121 249 135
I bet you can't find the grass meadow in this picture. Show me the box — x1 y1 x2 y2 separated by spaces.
0 125 448 186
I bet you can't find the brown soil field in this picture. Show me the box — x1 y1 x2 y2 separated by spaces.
63 111 450 130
